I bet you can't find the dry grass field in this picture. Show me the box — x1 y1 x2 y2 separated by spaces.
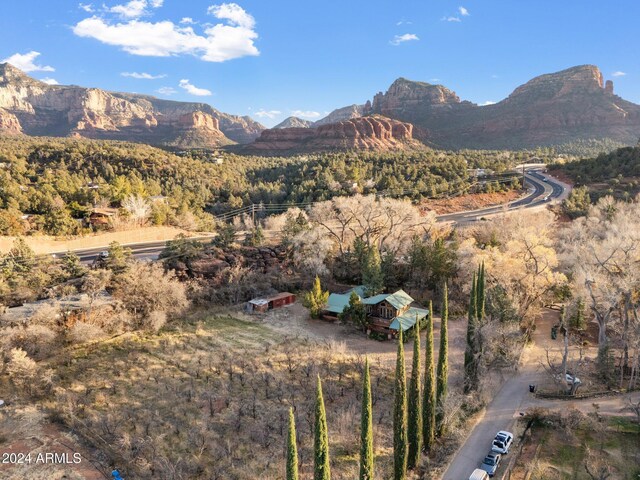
41 312 401 479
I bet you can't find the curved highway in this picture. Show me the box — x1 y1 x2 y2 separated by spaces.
438 168 568 225
56 168 569 263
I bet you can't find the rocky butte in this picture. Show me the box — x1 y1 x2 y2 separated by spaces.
0 63 264 148
246 115 419 153
334 65 640 150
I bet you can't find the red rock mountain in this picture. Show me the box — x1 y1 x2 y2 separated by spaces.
0 63 264 148
362 66 640 149
246 115 419 153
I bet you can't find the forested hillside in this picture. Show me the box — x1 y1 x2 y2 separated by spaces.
556 145 640 203
0 135 540 236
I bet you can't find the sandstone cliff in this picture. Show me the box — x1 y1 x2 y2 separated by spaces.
314 104 365 126
246 115 419 153
366 66 640 149
0 63 265 148
274 116 314 129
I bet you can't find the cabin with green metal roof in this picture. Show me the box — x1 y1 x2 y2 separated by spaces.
322 286 429 339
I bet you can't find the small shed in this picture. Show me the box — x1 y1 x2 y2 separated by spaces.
89 207 118 226
247 292 295 314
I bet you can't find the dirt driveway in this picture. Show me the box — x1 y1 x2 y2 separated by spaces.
236 302 469 380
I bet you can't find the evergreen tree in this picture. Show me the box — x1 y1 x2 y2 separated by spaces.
362 246 384 296
359 358 374 480
62 250 86 278
464 271 478 393
213 222 237 248
304 276 330 319
286 407 299 480
105 241 131 273
314 376 331 480
407 320 422 469
436 284 449 437
341 291 368 329
476 262 486 322
570 297 587 330
393 329 408 480
422 300 436 451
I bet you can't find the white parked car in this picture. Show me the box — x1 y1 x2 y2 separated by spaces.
491 431 513 454
469 468 490 480
556 372 581 386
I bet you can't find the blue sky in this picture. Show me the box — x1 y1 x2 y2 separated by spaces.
1 0 638 127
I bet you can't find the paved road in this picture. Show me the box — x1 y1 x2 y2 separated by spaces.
438 168 568 225
51 168 568 264
441 316 637 480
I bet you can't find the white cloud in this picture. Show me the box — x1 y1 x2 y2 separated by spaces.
121 71 166 79
612 71 626 77
480 100 496 106
79 3 94 12
110 0 148 18
40 77 59 85
291 110 321 119
430 78 441 83
207 3 255 29
396 20 412 26
459 6 470 16
73 3 259 62
180 17 195 24
108 0 163 19
254 109 282 119
179 79 212 96
390 33 419 46
442 16 461 22
156 86 176 95
1 51 55 72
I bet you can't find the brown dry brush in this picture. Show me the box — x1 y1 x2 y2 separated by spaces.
49 330 396 479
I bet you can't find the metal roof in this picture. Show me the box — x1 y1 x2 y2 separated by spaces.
325 293 353 314
344 285 367 298
389 307 429 332
363 290 414 310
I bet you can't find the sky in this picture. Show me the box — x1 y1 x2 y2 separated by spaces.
1 0 639 127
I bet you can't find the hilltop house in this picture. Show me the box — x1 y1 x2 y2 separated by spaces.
323 286 429 339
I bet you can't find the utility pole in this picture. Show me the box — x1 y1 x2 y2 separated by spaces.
522 165 526 190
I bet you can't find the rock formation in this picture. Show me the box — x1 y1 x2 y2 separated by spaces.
314 104 365 126
0 108 21 134
246 115 419 153
324 66 640 150
0 63 265 147
274 116 314 129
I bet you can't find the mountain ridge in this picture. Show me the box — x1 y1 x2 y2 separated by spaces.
0 62 265 147
311 64 640 150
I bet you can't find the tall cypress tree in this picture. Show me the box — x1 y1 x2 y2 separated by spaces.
286 407 299 480
477 262 486 322
422 300 436 452
436 284 449 437
393 329 408 480
464 271 478 393
407 320 422 469
314 376 331 480
359 358 374 480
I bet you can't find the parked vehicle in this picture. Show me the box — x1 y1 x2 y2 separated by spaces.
480 452 502 477
556 372 581 386
469 468 490 480
491 431 513 454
